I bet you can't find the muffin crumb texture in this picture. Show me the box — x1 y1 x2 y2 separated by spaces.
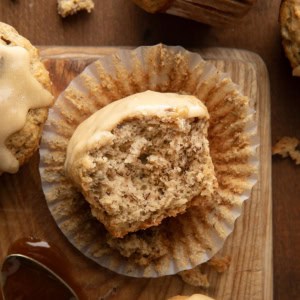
57 0 94 17
179 268 210 288
273 136 300 165
70 116 217 238
107 227 169 266
178 255 230 287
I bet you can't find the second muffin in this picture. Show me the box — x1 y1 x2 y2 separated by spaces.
0 22 53 174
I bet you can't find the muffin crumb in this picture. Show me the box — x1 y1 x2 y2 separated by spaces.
57 0 94 17
107 228 168 266
207 255 231 273
178 255 231 287
272 136 300 165
179 268 210 288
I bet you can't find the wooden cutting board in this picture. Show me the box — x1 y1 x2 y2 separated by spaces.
0 47 272 300
133 0 256 27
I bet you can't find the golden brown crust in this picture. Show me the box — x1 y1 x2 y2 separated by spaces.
132 0 174 13
280 0 300 76
0 22 52 171
272 136 300 164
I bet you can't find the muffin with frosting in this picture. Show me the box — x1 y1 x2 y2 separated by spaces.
40 45 257 277
0 22 53 174
65 91 217 238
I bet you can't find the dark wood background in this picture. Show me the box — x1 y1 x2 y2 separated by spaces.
0 0 299 299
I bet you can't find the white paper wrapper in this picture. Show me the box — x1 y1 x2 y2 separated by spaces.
39 44 258 278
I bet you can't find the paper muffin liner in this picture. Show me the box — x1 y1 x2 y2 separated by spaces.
39 44 258 278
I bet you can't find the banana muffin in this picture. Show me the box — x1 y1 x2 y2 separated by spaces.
40 44 257 277
0 22 53 174
65 91 217 238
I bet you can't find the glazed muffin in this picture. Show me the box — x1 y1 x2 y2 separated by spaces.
65 91 218 238
280 0 300 76
0 22 53 174
40 44 257 277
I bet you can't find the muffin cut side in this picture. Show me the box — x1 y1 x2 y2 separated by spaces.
72 115 217 238
107 227 169 266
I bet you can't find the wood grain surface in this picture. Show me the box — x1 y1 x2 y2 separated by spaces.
0 1 299 299
133 0 256 26
165 0 256 26
0 47 271 300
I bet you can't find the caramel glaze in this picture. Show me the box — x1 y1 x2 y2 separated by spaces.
1 237 83 300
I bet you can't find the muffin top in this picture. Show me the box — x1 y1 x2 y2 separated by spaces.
65 90 209 173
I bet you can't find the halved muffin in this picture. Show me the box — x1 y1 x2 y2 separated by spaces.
65 91 217 238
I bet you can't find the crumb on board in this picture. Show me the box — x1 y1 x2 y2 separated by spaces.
272 136 300 165
178 255 231 287
207 255 231 273
179 268 210 288
57 0 94 17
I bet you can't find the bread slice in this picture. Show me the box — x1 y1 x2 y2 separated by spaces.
65 91 217 238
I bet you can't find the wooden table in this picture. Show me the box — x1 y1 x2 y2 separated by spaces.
0 0 299 299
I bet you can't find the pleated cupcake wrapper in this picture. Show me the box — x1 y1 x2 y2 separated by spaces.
39 44 258 278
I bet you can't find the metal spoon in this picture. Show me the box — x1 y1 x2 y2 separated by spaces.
0 254 79 300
